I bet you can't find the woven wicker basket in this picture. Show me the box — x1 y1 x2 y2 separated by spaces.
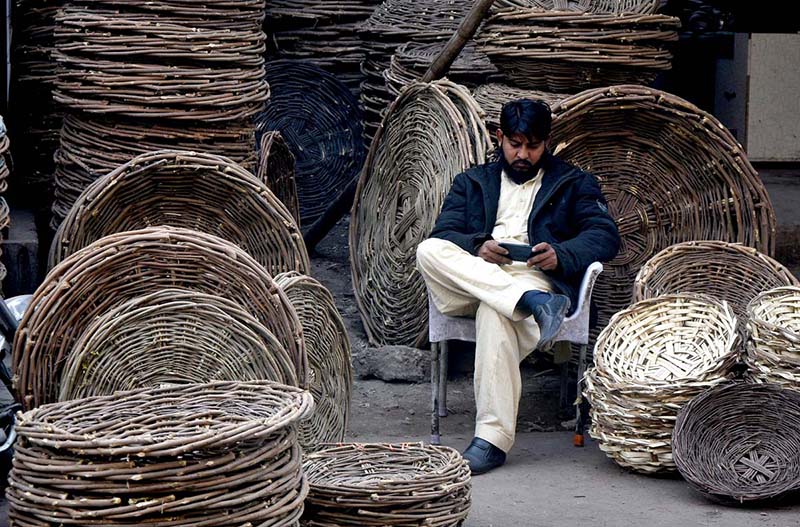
585 294 739 474
257 131 301 226
472 83 564 135
256 60 365 226
494 0 661 13
673 382 800 504
634 241 799 339
276 272 353 450
350 80 490 346
303 442 471 526
14 226 307 409
49 149 309 276
746 286 800 389
550 85 775 346
8 381 313 525
58 289 299 401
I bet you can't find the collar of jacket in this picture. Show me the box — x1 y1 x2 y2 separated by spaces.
465 152 582 232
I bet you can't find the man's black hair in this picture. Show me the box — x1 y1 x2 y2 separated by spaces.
499 98 552 142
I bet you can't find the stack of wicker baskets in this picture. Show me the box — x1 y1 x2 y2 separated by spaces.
14 226 307 409
303 443 471 526
357 0 474 143
384 42 501 98
493 0 661 12
472 83 564 134
48 149 309 276
256 60 365 225
479 6 680 93
276 272 353 450
265 0 382 95
7 381 314 525
673 383 800 504
549 85 775 346
584 294 739 474
50 0 269 228
746 286 800 390
350 80 490 346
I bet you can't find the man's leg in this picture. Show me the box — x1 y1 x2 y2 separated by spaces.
416 238 532 320
473 301 541 453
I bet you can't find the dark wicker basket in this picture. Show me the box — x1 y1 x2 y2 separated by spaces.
673 382 800 504
256 60 365 226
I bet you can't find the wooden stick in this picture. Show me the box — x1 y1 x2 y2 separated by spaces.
304 0 497 251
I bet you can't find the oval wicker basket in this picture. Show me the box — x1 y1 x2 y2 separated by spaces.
49 149 309 276
14 226 307 409
8 381 312 525
634 241 799 323
303 442 471 526
673 382 800 504
256 60 365 226
275 272 353 450
350 80 490 346
586 294 739 474
58 289 299 401
746 286 800 389
257 131 301 226
550 85 776 345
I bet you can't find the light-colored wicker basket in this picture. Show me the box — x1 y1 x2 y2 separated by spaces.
585 294 739 474
746 286 800 390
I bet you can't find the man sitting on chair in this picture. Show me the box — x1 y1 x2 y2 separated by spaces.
416 99 621 475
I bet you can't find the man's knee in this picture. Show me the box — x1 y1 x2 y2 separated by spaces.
416 237 450 272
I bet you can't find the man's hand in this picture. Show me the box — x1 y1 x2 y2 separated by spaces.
478 240 512 265
528 242 558 271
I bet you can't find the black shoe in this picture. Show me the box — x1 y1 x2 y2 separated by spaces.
532 294 570 348
462 437 506 475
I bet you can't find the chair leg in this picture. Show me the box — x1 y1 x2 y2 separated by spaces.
438 341 449 418
574 344 589 447
431 342 441 445
559 362 570 414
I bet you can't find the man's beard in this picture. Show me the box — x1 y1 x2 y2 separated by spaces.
501 156 541 183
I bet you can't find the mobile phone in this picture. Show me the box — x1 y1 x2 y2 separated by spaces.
498 243 546 262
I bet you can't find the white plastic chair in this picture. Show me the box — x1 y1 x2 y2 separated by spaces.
428 262 603 446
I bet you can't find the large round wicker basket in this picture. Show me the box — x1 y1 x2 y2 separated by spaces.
58 289 300 401
550 85 775 346
673 382 800 504
746 286 800 390
7 381 313 525
49 149 308 276
585 294 739 474
14 226 307 409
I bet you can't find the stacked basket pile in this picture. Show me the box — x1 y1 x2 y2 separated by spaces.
7 381 313 525
302 443 471 526
384 42 501 98
585 294 739 473
478 5 680 93
350 80 490 346
472 83 565 134
50 0 270 227
746 286 800 390
357 0 474 143
265 0 383 95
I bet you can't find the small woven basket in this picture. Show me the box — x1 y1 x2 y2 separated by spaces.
7 381 313 525
585 294 739 474
303 442 471 526
14 226 307 409
276 272 353 450
673 382 800 504
58 289 300 401
746 286 800 389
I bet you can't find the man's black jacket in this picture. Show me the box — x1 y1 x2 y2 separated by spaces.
428 153 621 315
